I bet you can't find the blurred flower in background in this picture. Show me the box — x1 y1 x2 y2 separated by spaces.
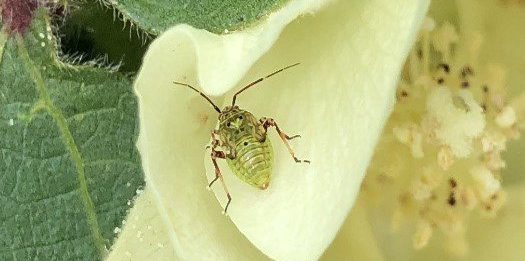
325 0 525 260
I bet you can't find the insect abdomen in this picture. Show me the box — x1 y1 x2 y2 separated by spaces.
226 135 273 189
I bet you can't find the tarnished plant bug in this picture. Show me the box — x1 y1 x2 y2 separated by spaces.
173 63 310 213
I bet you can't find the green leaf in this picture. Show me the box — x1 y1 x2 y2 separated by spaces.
0 8 144 260
59 3 151 73
103 0 288 34
0 29 6 61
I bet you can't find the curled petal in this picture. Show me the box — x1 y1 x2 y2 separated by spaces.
131 0 429 260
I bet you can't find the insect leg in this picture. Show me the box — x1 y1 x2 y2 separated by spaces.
261 117 310 163
208 132 233 213
205 130 220 150
210 150 232 214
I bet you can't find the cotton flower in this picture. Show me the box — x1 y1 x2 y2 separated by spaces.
107 0 430 260
341 0 525 259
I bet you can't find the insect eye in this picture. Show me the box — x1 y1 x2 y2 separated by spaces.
243 142 248 146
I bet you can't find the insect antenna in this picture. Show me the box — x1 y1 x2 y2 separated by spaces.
173 81 222 113
231 63 300 106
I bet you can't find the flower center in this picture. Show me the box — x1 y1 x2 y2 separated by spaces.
362 17 523 256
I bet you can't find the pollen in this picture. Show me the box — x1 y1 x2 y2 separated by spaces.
362 17 523 256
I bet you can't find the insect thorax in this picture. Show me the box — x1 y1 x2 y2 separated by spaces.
217 106 265 147
217 106 273 189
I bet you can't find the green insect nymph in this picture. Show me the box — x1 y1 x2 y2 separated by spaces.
174 63 310 214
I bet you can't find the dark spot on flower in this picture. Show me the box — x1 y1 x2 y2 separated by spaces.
481 103 487 112
449 178 457 188
461 65 474 77
396 90 409 101
243 141 248 146
448 192 456 206
1 0 39 35
417 49 423 59
461 81 470 88
438 63 450 73
437 78 444 85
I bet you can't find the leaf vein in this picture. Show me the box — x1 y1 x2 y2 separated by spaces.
15 37 107 259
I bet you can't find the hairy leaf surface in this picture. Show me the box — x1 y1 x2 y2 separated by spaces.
0 9 144 260
104 0 288 34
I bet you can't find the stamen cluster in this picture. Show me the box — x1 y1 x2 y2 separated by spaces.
362 17 523 255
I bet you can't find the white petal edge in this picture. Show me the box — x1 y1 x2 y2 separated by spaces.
174 0 330 96
131 0 429 260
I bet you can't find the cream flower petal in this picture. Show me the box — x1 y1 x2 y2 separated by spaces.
204 0 429 259
167 0 328 97
127 0 429 260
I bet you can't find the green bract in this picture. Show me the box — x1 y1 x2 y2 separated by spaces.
0 9 144 259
